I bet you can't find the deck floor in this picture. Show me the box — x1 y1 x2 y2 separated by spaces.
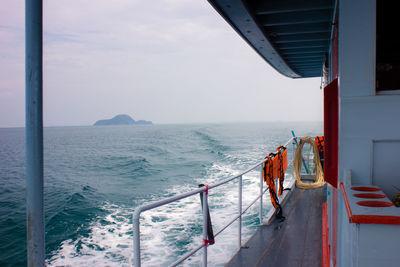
226 186 326 267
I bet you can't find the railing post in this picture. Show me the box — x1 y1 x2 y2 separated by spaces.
259 165 263 224
202 189 208 267
238 175 242 249
133 209 141 267
293 140 296 163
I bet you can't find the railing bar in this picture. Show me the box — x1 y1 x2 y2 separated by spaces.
170 243 205 267
169 172 295 266
134 158 292 220
170 186 272 266
284 137 295 148
135 162 263 214
133 137 295 266
209 138 294 188
242 188 269 215
214 187 269 238
214 214 241 238
208 161 267 189
135 187 206 214
134 138 294 214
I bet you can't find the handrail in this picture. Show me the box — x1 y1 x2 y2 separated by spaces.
133 137 295 267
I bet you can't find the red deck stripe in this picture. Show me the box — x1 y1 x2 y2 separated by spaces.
322 202 330 267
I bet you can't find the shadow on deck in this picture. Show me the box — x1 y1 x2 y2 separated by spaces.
226 186 326 267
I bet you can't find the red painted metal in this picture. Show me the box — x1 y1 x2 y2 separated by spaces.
351 215 400 225
353 193 386 199
332 187 337 267
324 79 339 188
356 201 393 207
351 186 380 192
340 183 400 225
340 183 353 222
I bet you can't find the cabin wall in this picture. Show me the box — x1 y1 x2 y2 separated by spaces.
335 0 400 266
338 0 400 198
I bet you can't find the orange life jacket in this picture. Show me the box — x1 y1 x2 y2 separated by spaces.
314 136 324 152
263 153 279 209
275 145 288 196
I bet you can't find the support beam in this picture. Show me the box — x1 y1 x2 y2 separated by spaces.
273 32 330 43
296 69 323 73
298 72 322 77
288 58 324 63
281 45 327 50
279 40 329 49
292 61 323 66
295 64 324 68
293 67 322 71
290 61 323 68
283 53 325 59
265 22 331 36
25 0 45 266
281 48 328 55
260 10 332 26
253 0 334 15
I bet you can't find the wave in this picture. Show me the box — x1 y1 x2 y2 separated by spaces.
47 160 276 266
47 202 133 266
0 123 320 266
45 185 107 259
100 156 158 177
192 129 229 158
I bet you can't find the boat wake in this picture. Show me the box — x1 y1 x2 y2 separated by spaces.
47 162 286 266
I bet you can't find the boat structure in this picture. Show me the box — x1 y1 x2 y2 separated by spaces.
204 0 400 266
23 0 400 266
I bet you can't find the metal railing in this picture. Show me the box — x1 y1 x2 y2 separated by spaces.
132 137 295 266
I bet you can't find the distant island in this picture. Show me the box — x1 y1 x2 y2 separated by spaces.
94 114 152 126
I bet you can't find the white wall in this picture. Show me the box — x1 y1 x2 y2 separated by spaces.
338 0 400 197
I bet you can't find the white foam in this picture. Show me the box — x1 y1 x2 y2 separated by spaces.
48 158 288 266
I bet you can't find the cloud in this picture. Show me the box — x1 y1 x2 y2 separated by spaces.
0 0 322 127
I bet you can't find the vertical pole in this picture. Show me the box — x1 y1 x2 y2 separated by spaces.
293 141 296 162
259 165 263 224
202 191 208 267
291 130 309 174
238 175 242 249
133 212 141 267
26 0 45 266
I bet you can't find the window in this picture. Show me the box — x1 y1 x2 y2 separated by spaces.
376 1 400 92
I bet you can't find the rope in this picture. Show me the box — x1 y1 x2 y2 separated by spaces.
292 136 325 189
392 192 400 207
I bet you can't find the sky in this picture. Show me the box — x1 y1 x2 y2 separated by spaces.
0 0 323 127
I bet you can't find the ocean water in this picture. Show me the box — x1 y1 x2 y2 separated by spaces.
0 122 322 266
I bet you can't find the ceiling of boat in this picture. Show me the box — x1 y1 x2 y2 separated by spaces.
208 0 335 78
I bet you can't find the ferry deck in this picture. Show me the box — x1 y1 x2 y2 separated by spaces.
24 0 400 266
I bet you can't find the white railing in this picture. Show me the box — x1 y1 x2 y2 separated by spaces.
132 137 296 267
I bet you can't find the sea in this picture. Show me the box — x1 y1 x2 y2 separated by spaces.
0 122 322 266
